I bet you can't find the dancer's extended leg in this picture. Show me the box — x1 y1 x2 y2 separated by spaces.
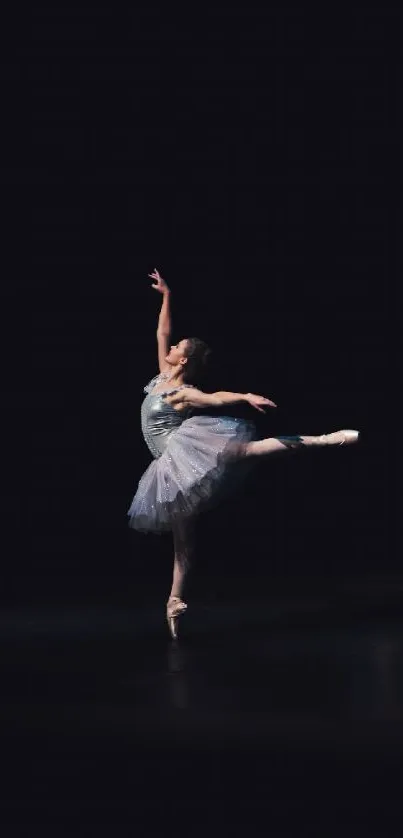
244 429 359 458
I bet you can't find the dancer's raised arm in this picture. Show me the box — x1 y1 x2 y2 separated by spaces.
149 268 172 373
169 388 277 412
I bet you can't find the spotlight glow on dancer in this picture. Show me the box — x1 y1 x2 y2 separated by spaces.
128 269 359 639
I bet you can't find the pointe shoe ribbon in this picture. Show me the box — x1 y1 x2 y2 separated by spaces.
167 597 187 618
166 597 187 640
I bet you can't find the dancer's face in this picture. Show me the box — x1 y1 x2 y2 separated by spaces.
165 339 188 369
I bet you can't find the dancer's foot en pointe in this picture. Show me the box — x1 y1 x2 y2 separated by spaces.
302 429 360 447
166 596 187 640
246 429 360 456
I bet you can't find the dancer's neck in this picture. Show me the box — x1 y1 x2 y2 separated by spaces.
166 365 185 387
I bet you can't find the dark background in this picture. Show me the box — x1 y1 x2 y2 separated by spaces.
5 7 396 606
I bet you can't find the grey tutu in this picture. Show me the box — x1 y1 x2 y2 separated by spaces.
128 413 255 533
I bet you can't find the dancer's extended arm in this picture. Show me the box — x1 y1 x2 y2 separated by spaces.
149 268 171 373
169 388 277 413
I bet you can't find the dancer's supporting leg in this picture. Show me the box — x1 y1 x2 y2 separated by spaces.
170 519 194 599
167 518 194 639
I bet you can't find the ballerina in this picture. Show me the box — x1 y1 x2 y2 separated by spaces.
128 269 359 639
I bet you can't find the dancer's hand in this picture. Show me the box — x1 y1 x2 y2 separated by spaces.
148 268 170 295
245 393 277 412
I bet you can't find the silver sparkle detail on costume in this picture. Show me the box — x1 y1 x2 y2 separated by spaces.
141 376 192 459
128 373 255 533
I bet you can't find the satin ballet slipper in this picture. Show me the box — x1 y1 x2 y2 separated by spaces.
166 596 187 640
316 429 360 446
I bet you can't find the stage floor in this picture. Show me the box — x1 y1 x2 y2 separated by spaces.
1 582 402 830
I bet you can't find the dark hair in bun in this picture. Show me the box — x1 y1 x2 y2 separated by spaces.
182 337 212 384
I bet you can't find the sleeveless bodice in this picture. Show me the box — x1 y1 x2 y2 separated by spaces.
141 374 193 459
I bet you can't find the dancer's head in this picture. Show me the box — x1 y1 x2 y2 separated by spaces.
165 338 212 383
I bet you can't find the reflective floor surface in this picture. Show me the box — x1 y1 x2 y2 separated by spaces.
1 583 402 834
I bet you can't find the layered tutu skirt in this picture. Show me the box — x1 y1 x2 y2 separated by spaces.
128 415 255 533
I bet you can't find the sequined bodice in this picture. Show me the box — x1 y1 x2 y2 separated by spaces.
141 374 193 459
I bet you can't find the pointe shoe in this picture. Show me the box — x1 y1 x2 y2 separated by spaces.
318 429 360 446
166 596 187 640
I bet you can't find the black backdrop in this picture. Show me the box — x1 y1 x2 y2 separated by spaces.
7 7 396 604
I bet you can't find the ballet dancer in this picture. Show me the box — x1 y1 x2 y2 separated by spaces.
128 269 359 638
